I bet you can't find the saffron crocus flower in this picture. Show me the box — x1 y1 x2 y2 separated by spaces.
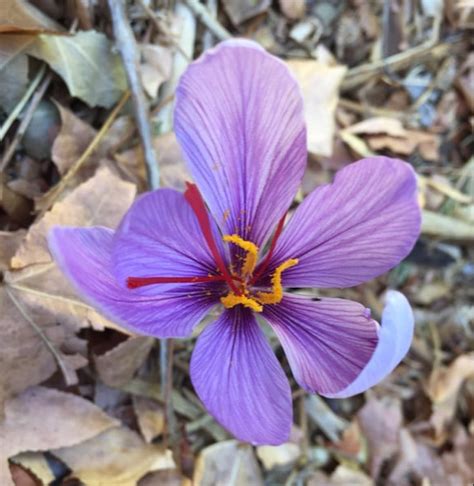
48 39 421 445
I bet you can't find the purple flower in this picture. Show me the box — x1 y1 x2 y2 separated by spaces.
48 40 421 445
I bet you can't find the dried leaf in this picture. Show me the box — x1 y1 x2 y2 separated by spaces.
0 0 63 33
194 441 263 486
10 452 56 485
287 60 347 156
12 166 136 268
0 230 26 271
0 54 29 113
308 466 374 486
358 396 402 479
53 427 175 486
279 0 305 20
426 354 474 437
422 210 474 241
222 0 270 25
0 386 118 486
133 396 165 443
256 443 301 470
27 31 127 108
139 44 173 99
343 117 407 137
94 336 154 388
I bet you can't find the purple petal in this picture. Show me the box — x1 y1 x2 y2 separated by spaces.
271 157 421 288
322 290 414 398
174 39 306 247
263 295 379 396
48 226 217 338
111 188 224 289
190 308 292 445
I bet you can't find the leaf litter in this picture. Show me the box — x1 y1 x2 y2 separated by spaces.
0 0 473 484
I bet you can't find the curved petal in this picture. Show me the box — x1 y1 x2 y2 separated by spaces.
271 157 421 288
48 226 218 338
263 295 379 396
174 39 306 247
111 188 224 289
190 308 292 445
322 291 414 398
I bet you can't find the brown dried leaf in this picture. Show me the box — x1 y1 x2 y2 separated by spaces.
426 354 474 437
222 0 270 25
193 441 263 486
0 230 26 271
358 396 402 479
12 166 136 268
94 336 154 388
287 60 347 157
0 0 63 33
343 117 407 137
133 396 165 443
139 44 173 99
0 386 118 486
52 427 175 486
0 34 35 71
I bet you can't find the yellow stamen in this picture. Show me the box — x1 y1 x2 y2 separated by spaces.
223 234 259 277
221 293 263 313
256 258 299 305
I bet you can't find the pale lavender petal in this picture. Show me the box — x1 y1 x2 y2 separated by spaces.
270 157 421 288
190 308 292 445
263 295 379 396
322 291 414 398
48 226 218 338
111 188 224 289
174 39 306 247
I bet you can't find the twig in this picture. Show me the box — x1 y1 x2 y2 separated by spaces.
0 64 46 143
108 0 160 190
184 0 231 41
1 69 52 173
37 90 131 215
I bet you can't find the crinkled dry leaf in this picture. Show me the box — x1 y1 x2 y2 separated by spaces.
0 0 63 33
139 44 173 99
10 452 55 485
193 440 263 486
0 386 118 486
256 443 301 470
222 0 270 25
12 166 136 268
27 31 127 108
0 230 25 271
426 354 474 437
358 396 402 479
133 396 165 443
94 336 154 388
0 34 35 70
287 60 347 157
53 426 175 486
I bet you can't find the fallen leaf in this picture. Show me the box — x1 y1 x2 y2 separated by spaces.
256 443 301 470
139 469 190 486
12 166 136 268
222 0 270 25
287 60 347 156
52 427 175 486
94 336 155 388
27 31 127 108
139 44 173 99
0 34 35 70
0 386 118 486
343 117 407 137
279 0 305 20
367 130 440 161
358 396 402 479
0 0 63 33
308 466 374 486
0 54 29 113
421 210 474 241
133 396 165 443
0 230 26 271
193 440 263 486
10 452 55 486
426 354 474 437
305 395 348 442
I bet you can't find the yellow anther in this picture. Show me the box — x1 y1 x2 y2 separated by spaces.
221 293 263 313
256 258 299 305
223 234 259 277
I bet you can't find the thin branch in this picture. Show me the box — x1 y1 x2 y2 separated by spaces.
107 0 160 190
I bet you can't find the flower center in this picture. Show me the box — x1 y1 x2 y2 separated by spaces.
220 234 298 312
126 183 298 312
